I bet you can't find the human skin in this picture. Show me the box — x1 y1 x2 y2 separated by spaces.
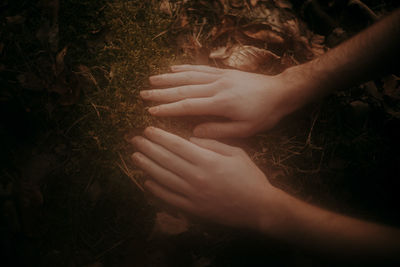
141 9 399 139
132 8 400 262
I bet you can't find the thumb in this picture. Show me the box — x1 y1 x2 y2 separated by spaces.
193 121 252 138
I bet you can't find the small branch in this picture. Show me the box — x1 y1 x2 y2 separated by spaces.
348 0 378 21
117 152 144 192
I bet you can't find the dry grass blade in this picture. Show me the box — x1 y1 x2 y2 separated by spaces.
117 152 144 192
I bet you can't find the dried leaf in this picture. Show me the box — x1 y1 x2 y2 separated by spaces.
212 45 280 72
17 73 44 91
87 180 102 204
6 15 26 24
274 0 292 9
242 28 284 44
250 0 258 7
364 81 382 100
209 46 229 59
230 0 244 8
55 46 68 76
151 212 189 236
160 0 173 16
383 75 400 100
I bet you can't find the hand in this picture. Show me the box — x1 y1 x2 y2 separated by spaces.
130 127 283 229
141 65 306 138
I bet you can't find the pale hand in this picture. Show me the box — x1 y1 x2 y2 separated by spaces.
141 65 302 138
130 127 283 229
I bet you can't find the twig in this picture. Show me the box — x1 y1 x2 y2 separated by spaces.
90 102 101 119
348 0 378 21
117 152 144 192
152 29 169 40
65 113 90 135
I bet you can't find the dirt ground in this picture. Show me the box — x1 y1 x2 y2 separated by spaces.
1 0 400 266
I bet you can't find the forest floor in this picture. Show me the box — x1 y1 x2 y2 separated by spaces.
1 0 400 266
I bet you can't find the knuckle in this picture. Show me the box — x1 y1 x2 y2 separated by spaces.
203 154 219 167
177 86 188 97
216 77 230 87
180 100 192 110
183 71 194 81
232 147 245 155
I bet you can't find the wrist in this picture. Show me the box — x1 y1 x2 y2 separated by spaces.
254 187 299 238
276 62 329 116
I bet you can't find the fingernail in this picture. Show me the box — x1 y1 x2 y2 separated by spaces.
193 127 204 137
148 106 158 115
149 75 160 84
189 137 200 142
131 152 141 163
144 126 155 135
130 136 142 146
140 90 150 98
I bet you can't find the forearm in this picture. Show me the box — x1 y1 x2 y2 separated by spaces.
257 188 400 262
278 8 400 114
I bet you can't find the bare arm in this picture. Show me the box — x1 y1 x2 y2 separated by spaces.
141 9 400 138
131 127 400 264
258 188 400 263
281 7 400 115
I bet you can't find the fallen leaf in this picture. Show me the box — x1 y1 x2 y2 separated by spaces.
364 81 382 100
209 46 229 59
6 15 26 24
230 0 245 8
383 75 400 100
55 46 68 76
17 73 44 91
250 0 258 7
211 45 280 72
87 180 102 204
160 0 173 16
274 0 292 9
242 28 284 45
151 211 189 236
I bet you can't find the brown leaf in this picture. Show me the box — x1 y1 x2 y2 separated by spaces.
160 0 173 16
209 46 229 59
250 0 258 7
17 73 44 91
55 46 68 76
151 212 189 237
211 45 280 72
274 0 292 9
383 75 400 100
6 15 26 24
242 28 284 45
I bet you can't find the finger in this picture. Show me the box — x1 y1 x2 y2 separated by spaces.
131 152 193 195
171 64 224 74
149 71 220 87
131 136 194 178
143 127 216 164
193 121 253 138
148 98 221 116
144 180 193 211
140 82 218 102
189 137 240 156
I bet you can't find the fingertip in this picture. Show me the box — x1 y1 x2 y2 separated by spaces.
189 136 200 143
131 152 141 163
140 90 150 99
148 106 159 115
170 65 186 72
149 75 161 85
193 126 208 138
143 126 157 137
